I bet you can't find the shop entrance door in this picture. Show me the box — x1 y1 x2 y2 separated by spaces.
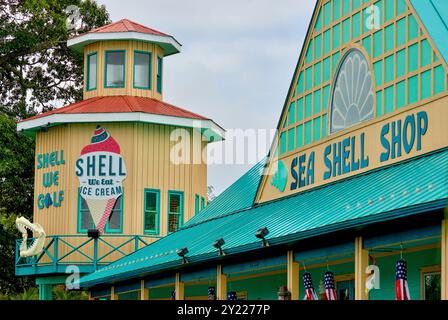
336 280 355 300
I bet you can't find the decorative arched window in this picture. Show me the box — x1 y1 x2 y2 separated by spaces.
329 48 374 134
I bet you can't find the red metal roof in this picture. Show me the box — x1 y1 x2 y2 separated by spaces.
70 19 170 40
20 96 209 122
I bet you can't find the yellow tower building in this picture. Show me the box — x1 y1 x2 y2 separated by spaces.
15 19 224 299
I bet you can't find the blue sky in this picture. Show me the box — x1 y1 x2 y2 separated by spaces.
97 0 315 195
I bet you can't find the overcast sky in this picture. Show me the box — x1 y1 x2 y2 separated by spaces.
96 0 315 195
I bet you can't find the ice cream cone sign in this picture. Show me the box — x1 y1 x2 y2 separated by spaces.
75 126 127 234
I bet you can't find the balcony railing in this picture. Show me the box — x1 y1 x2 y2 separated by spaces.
15 234 160 276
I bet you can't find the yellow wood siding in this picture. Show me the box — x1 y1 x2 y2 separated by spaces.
83 40 164 101
34 123 207 238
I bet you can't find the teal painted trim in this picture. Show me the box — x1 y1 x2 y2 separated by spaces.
144 275 175 288
167 190 184 234
364 225 441 249
201 196 205 210
38 284 53 300
156 55 163 94
86 52 97 91
143 188 160 235
294 242 355 262
133 50 152 90
223 256 287 275
36 276 67 285
181 267 216 282
115 282 141 294
104 50 126 89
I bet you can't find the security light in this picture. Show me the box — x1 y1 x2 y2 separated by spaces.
176 247 189 264
213 238 225 256
87 229 100 239
255 227 269 247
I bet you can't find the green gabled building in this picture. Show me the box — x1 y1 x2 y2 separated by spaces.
80 0 448 300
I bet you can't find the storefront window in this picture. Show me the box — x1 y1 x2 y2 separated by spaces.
134 51 151 89
168 191 183 233
423 272 441 300
144 189 159 234
105 50 125 88
77 192 123 233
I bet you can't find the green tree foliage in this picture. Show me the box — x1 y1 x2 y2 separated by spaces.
0 0 110 297
0 0 110 119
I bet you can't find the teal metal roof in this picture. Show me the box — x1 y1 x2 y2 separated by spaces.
410 0 448 65
186 158 266 225
80 149 448 287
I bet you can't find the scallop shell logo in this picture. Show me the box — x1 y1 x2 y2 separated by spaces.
330 49 374 134
271 160 288 192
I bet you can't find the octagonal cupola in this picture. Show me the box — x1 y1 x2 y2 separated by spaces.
67 19 182 101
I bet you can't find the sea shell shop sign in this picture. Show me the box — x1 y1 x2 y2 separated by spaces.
264 101 445 202
36 151 65 209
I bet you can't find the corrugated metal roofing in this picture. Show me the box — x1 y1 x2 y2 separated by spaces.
185 158 266 226
69 19 170 40
20 96 209 123
410 0 448 65
80 149 448 287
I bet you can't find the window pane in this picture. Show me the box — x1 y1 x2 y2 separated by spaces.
424 273 441 300
108 197 122 230
157 56 163 93
169 194 181 214
145 192 157 212
81 198 93 230
168 214 180 233
145 212 156 231
88 53 97 90
134 52 150 88
106 51 125 87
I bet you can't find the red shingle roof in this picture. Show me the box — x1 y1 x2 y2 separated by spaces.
70 19 170 40
20 96 209 122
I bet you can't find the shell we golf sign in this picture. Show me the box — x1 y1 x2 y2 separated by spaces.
75 126 127 234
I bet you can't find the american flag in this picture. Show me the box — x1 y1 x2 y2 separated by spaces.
303 272 319 300
227 291 237 300
395 259 411 300
324 271 337 300
208 286 216 300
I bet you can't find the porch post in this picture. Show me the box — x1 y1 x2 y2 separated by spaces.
140 279 149 300
110 286 118 300
354 236 369 300
442 217 448 300
216 265 227 300
38 284 53 300
287 250 299 300
175 273 185 300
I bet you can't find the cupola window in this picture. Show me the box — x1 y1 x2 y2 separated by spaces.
134 51 152 89
105 50 126 88
87 52 97 91
157 56 163 93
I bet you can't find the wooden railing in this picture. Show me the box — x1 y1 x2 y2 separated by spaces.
15 234 160 276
